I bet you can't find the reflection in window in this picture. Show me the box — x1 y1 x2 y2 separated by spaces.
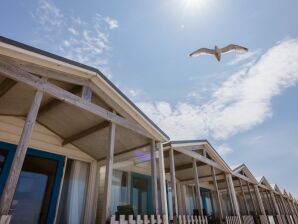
111 170 129 215
11 155 58 224
57 159 90 224
201 190 214 216
0 150 8 174
185 185 197 215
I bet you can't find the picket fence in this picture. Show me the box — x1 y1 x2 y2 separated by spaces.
226 216 242 224
242 215 255 224
110 215 208 224
259 215 269 224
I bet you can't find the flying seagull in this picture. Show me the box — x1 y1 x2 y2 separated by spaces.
189 44 248 61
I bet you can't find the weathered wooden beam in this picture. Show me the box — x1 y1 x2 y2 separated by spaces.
212 166 224 223
165 162 204 173
157 142 168 219
38 85 81 116
97 143 151 162
62 120 110 146
0 59 152 138
101 121 116 223
174 147 225 172
179 173 225 182
239 178 249 215
0 78 17 98
169 147 178 218
226 174 241 216
81 85 92 102
193 158 203 216
0 90 43 215
247 182 257 213
8 56 90 86
254 185 267 215
150 140 158 215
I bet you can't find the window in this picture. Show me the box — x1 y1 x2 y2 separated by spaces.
57 159 90 224
111 170 129 215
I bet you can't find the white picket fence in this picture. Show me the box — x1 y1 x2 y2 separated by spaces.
110 215 167 224
292 215 298 224
226 216 242 224
286 215 295 224
242 215 255 224
259 215 269 224
177 215 208 224
110 215 208 224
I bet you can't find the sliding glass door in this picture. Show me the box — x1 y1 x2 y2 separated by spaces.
0 142 65 224
130 173 152 215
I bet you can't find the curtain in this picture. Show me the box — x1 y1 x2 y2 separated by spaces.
58 160 90 224
110 170 128 215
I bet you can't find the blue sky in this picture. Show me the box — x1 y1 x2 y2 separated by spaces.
1 0 298 195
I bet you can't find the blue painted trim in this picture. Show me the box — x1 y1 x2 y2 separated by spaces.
200 188 214 216
130 172 153 214
0 142 17 196
27 149 65 224
0 141 65 224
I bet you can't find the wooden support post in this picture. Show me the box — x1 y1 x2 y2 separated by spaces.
101 121 116 224
280 195 288 215
211 166 223 223
286 197 295 215
151 140 158 215
247 182 257 214
254 185 266 215
239 178 249 215
81 85 92 102
226 174 240 216
225 174 236 216
266 191 275 215
0 90 43 215
270 192 281 215
192 158 203 216
157 142 168 222
169 147 178 219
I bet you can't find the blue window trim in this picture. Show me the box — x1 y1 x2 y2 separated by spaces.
200 187 215 216
0 141 65 224
0 142 17 196
130 172 153 215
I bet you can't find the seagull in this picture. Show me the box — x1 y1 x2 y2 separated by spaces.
189 44 248 61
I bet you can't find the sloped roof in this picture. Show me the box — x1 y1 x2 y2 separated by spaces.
164 139 231 172
232 163 258 183
259 176 273 190
0 36 169 142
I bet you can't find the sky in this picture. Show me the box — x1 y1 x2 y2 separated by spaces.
1 0 298 195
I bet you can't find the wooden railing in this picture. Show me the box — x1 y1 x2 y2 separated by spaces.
242 215 255 224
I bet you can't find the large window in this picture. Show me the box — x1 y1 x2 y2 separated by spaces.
57 159 90 224
185 185 197 215
111 170 129 215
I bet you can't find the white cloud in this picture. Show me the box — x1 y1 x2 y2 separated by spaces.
217 144 233 156
104 16 119 30
31 0 63 31
227 50 260 66
138 39 298 140
31 0 115 77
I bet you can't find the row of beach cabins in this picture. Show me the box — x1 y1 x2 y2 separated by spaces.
0 36 297 224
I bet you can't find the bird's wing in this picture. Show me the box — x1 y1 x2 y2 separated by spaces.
189 48 215 57
220 44 248 54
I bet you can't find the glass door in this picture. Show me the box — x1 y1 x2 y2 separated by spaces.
0 142 65 224
130 173 152 215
